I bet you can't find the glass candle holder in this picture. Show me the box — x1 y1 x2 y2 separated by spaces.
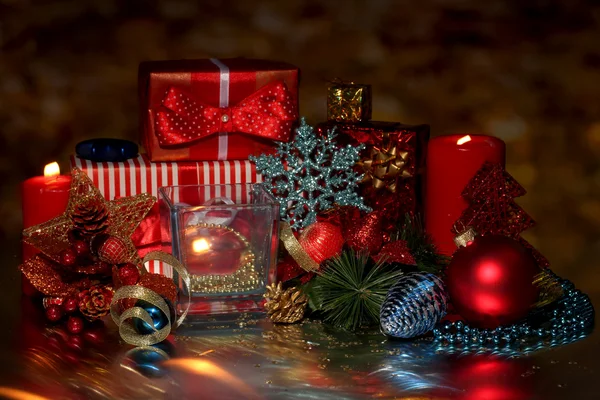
158 184 279 324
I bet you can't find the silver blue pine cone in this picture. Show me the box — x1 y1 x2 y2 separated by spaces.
380 272 448 339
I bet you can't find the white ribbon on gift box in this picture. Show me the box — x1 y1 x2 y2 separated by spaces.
210 58 230 161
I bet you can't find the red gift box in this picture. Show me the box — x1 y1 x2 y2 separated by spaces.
317 121 429 233
70 154 263 266
139 58 299 162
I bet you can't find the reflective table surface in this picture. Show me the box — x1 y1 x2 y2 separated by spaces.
0 289 599 400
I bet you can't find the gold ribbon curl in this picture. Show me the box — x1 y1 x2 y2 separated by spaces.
110 251 191 347
357 132 412 193
280 223 320 272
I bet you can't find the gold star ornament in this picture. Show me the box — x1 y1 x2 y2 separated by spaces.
22 168 156 267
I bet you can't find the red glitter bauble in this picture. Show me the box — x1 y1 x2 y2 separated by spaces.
45 304 63 322
72 240 90 258
299 222 345 264
445 235 540 329
344 212 384 254
60 248 78 267
97 236 128 264
118 263 141 286
62 297 79 314
66 316 85 334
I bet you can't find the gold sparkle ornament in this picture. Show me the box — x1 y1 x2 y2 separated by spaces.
22 168 156 267
264 282 308 324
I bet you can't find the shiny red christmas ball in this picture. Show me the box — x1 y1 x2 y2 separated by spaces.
72 240 90 258
60 248 77 267
62 297 79 314
445 235 540 329
97 236 128 264
299 222 345 264
118 263 141 286
67 316 85 334
45 304 63 322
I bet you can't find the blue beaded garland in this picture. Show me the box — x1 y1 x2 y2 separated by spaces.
433 274 594 354
133 300 169 335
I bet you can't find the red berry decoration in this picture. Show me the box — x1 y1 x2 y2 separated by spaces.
62 297 79 314
118 263 141 286
299 222 345 264
45 304 63 322
97 236 129 264
445 234 540 329
60 248 78 267
72 239 90 258
67 316 84 334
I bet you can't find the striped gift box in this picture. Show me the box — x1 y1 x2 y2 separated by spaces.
70 154 263 201
144 259 174 277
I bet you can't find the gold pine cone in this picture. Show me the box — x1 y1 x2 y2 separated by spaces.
264 282 308 324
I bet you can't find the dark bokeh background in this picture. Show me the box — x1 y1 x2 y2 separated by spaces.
1 0 600 307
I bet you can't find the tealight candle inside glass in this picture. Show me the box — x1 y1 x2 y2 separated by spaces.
158 184 279 323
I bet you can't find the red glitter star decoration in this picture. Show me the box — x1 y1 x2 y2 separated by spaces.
22 168 156 267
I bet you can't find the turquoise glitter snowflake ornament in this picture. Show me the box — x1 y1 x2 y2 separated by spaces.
250 118 371 230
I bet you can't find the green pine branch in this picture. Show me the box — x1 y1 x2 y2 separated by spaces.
304 250 404 331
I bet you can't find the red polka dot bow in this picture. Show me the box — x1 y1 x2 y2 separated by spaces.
154 81 297 146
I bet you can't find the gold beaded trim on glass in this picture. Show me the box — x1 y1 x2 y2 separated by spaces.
185 223 263 294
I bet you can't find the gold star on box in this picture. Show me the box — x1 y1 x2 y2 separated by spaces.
22 168 156 267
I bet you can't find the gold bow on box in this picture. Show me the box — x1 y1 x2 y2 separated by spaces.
357 132 413 193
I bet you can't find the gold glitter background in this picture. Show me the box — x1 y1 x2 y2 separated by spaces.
1 0 600 309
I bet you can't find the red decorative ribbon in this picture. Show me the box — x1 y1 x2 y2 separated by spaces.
154 81 297 146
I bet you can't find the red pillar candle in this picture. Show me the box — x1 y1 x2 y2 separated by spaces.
21 162 71 295
424 134 505 256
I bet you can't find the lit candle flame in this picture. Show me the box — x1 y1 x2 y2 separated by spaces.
457 135 472 145
192 238 210 253
43 162 60 178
